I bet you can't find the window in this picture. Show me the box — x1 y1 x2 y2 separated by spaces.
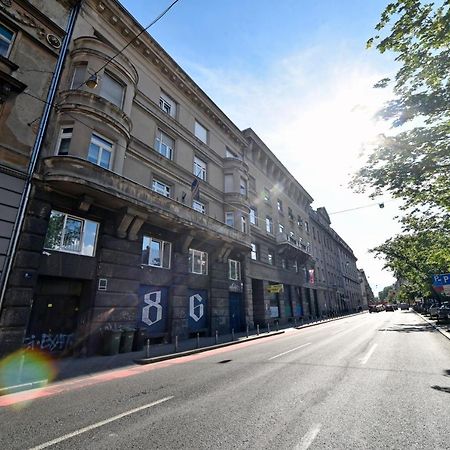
194 120 207 143
70 65 86 90
288 207 294 221
249 208 258 226
224 174 234 192
228 259 241 280
88 133 113 169
248 176 256 192
141 236 171 269
266 217 273 234
56 127 73 155
297 216 303 228
152 179 171 197
264 188 270 202
240 178 247 196
281 258 287 269
101 72 125 108
44 210 98 257
154 129 174 160
305 221 310 232
189 248 208 275
267 250 274 266
159 91 176 117
277 199 283 213
251 243 258 260
241 216 247 233
225 212 234 227
278 223 284 234
293 260 299 273
0 24 14 58
192 199 205 214
193 157 207 180
225 147 239 159
289 231 296 244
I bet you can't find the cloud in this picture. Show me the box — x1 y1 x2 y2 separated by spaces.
183 46 399 292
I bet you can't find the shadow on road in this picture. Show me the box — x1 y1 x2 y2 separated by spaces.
379 323 436 333
431 385 450 394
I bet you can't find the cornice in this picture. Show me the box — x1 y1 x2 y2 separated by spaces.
85 0 247 148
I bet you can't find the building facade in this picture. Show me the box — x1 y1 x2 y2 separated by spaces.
0 0 365 357
358 269 373 309
0 0 80 353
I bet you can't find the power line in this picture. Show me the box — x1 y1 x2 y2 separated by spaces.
329 202 389 215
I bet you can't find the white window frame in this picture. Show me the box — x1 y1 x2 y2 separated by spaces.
88 133 113 169
225 211 234 227
249 208 258 226
70 65 87 90
268 251 274 266
240 178 247 196
241 215 247 233
277 199 283 212
55 127 73 156
194 120 208 143
159 91 176 117
141 235 172 269
225 147 240 159
43 210 98 257
155 129 174 160
192 199 205 214
193 156 207 180
189 248 208 275
251 243 258 260
152 179 171 197
264 188 270 202
279 223 284 234
0 23 14 58
228 259 241 281
266 217 273 234
100 71 125 108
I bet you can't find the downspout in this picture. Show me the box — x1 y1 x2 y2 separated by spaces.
0 1 82 311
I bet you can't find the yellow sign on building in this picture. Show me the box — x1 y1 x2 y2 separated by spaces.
267 284 284 294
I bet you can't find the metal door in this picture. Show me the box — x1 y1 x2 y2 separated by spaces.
229 292 243 332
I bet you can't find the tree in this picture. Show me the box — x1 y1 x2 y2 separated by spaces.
353 0 450 229
352 1 450 298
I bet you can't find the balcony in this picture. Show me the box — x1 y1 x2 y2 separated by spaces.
38 156 252 250
58 89 132 139
275 232 311 263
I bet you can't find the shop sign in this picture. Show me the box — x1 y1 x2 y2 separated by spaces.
267 284 284 294
188 289 208 331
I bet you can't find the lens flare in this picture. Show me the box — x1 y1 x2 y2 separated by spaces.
0 349 57 401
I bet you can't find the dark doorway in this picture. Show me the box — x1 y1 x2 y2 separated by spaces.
229 292 244 332
284 285 293 318
305 288 312 317
26 277 85 354
313 289 320 316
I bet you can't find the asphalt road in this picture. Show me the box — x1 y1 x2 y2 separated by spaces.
1 311 450 449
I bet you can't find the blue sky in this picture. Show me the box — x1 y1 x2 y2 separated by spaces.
120 0 401 294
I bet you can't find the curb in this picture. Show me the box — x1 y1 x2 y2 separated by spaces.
134 330 285 365
414 311 450 342
294 311 367 331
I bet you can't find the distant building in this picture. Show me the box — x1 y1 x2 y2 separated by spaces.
358 269 374 309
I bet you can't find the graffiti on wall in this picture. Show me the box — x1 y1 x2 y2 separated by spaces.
23 333 74 352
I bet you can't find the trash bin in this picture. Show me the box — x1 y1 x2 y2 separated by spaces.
119 328 135 353
132 328 147 351
101 329 122 355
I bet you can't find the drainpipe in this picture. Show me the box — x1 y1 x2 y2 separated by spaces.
0 2 82 311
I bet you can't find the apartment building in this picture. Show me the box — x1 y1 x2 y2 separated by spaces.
0 0 80 353
0 0 365 357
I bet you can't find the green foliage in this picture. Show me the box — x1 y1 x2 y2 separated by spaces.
353 1 450 297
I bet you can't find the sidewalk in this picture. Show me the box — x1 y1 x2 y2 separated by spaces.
0 312 364 395
415 311 450 341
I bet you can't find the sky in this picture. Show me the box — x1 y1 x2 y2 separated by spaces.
120 0 402 295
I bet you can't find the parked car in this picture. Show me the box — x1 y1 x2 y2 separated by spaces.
436 303 450 324
385 304 395 312
428 303 441 320
399 303 409 310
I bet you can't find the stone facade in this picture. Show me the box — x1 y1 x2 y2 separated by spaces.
0 0 365 357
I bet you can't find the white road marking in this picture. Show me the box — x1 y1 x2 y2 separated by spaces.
28 396 173 450
295 423 321 450
268 343 311 360
360 344 378 365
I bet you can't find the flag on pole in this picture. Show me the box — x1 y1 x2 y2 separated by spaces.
191 178 200 200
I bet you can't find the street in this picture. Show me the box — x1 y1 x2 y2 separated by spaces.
1 311 450 449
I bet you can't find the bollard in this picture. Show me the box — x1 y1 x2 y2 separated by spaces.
17 350 26 384
257 324 260 335
231 328 235 341
294 317 297 326
196 332 200 348
267 322 271 333
145 338 150 358
276 321 279 332
301 317 304 326
246 324 249 338
215 330 218 345
174 335 178 352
